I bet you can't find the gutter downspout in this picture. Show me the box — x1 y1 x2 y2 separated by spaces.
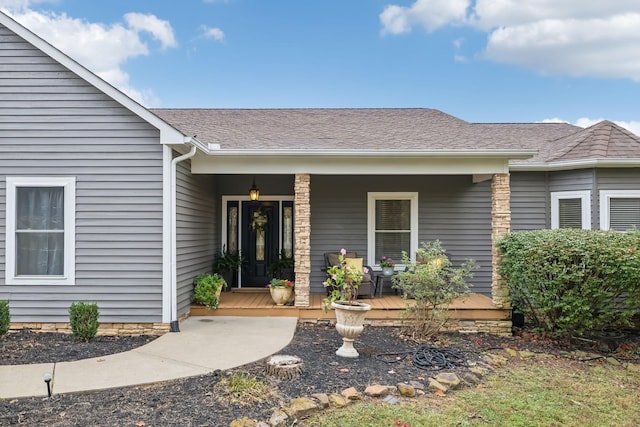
169 144 197 332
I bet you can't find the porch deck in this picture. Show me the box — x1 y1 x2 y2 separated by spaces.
190 290 512 328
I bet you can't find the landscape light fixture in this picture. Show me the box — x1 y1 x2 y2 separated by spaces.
249 177 260 201
43 372 52 397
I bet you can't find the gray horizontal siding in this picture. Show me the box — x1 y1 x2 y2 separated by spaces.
175 159 217 317
549 169 596 229
310 175 493 296
510 172 549 230
0 24 165 323
596 168 640 190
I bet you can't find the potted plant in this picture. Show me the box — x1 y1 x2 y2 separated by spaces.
192 273 227 309
323 248 371 358
379 255 395 276
267 278 295 306
267 250 294 281
212 246 245 289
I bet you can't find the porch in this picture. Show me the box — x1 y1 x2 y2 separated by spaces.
190 290 513 334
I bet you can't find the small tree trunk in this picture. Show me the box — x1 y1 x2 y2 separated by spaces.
265 355 304 380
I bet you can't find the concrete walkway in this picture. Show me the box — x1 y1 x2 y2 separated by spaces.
0 316 298 399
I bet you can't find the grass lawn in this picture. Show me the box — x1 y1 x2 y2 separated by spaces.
299 357 640 427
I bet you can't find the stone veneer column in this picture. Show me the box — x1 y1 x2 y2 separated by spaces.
294 174 311 307
491 173 511 308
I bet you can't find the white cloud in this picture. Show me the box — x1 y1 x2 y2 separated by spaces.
200 25 225 41
124 13 177 49
380 0 640 82
380 0 469 34
542 117 640 136
1 4 176 106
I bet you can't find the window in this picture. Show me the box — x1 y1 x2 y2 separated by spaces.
368 192 418 265
5 177 76 285
600 190 640 231
550 191 591 229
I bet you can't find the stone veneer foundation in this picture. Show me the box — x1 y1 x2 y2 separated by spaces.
294 173 311 307
9 322 170 336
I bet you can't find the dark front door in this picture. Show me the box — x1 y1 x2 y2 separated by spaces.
241 201 279 287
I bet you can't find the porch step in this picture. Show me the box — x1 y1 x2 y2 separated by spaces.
189 292 511 325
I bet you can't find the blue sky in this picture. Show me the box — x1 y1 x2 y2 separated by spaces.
1 0 639 133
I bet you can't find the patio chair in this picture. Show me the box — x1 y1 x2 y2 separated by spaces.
323 251 375 299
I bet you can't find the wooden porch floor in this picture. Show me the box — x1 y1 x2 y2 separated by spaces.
190 289 510 324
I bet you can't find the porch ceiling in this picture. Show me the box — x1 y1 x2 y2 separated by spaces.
190 150 534 175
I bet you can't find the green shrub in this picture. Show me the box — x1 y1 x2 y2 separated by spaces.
392 241 477 340
497 229 640 337
192 273 227 309
0 300 10 336
69 302 100 342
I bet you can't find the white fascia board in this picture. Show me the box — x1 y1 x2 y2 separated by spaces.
192 152 514 175
196 149 536 159
0 12 186 145
510 159 640 171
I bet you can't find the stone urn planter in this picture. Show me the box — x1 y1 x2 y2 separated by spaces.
270 286 293 306
331 301 371 358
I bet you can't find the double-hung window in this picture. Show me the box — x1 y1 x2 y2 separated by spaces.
367 192 418 266
600 190 640 231
550 191 591 229
5 177 75 285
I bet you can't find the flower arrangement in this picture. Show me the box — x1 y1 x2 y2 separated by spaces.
380 256 395 268
323 248 367 309
268 278 294 288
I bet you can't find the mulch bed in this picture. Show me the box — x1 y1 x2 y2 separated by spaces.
1 324 638 426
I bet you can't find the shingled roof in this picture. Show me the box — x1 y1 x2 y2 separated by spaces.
151 108 640 169
538 120 640 162
151 108 578 153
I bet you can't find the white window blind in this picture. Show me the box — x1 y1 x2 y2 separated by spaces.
558 198 582 229
609 197 640 231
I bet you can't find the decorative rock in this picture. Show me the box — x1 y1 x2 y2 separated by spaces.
310 393 330 408
409 380 425 391
230 417 258 427
434 372 461 390
606 357 621 366
481 353 508 366
626 363 640 373
266 355 304 380
285 397 319 418
365 384 391 398
256 422 270 427
470 366 489 378
396 383 416 397
269 409 289 427
519 350 536 359
460 372 481 386
341 387 362 400
382 395 401 405
504 348 518 358
428 378 448 393
328 393 348 408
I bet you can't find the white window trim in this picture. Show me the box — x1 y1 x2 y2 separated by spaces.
367 192 418 267
5 177 76 285
600 190 640 231
550 190 591 230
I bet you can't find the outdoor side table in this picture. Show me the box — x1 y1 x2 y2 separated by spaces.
374 271 397 297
